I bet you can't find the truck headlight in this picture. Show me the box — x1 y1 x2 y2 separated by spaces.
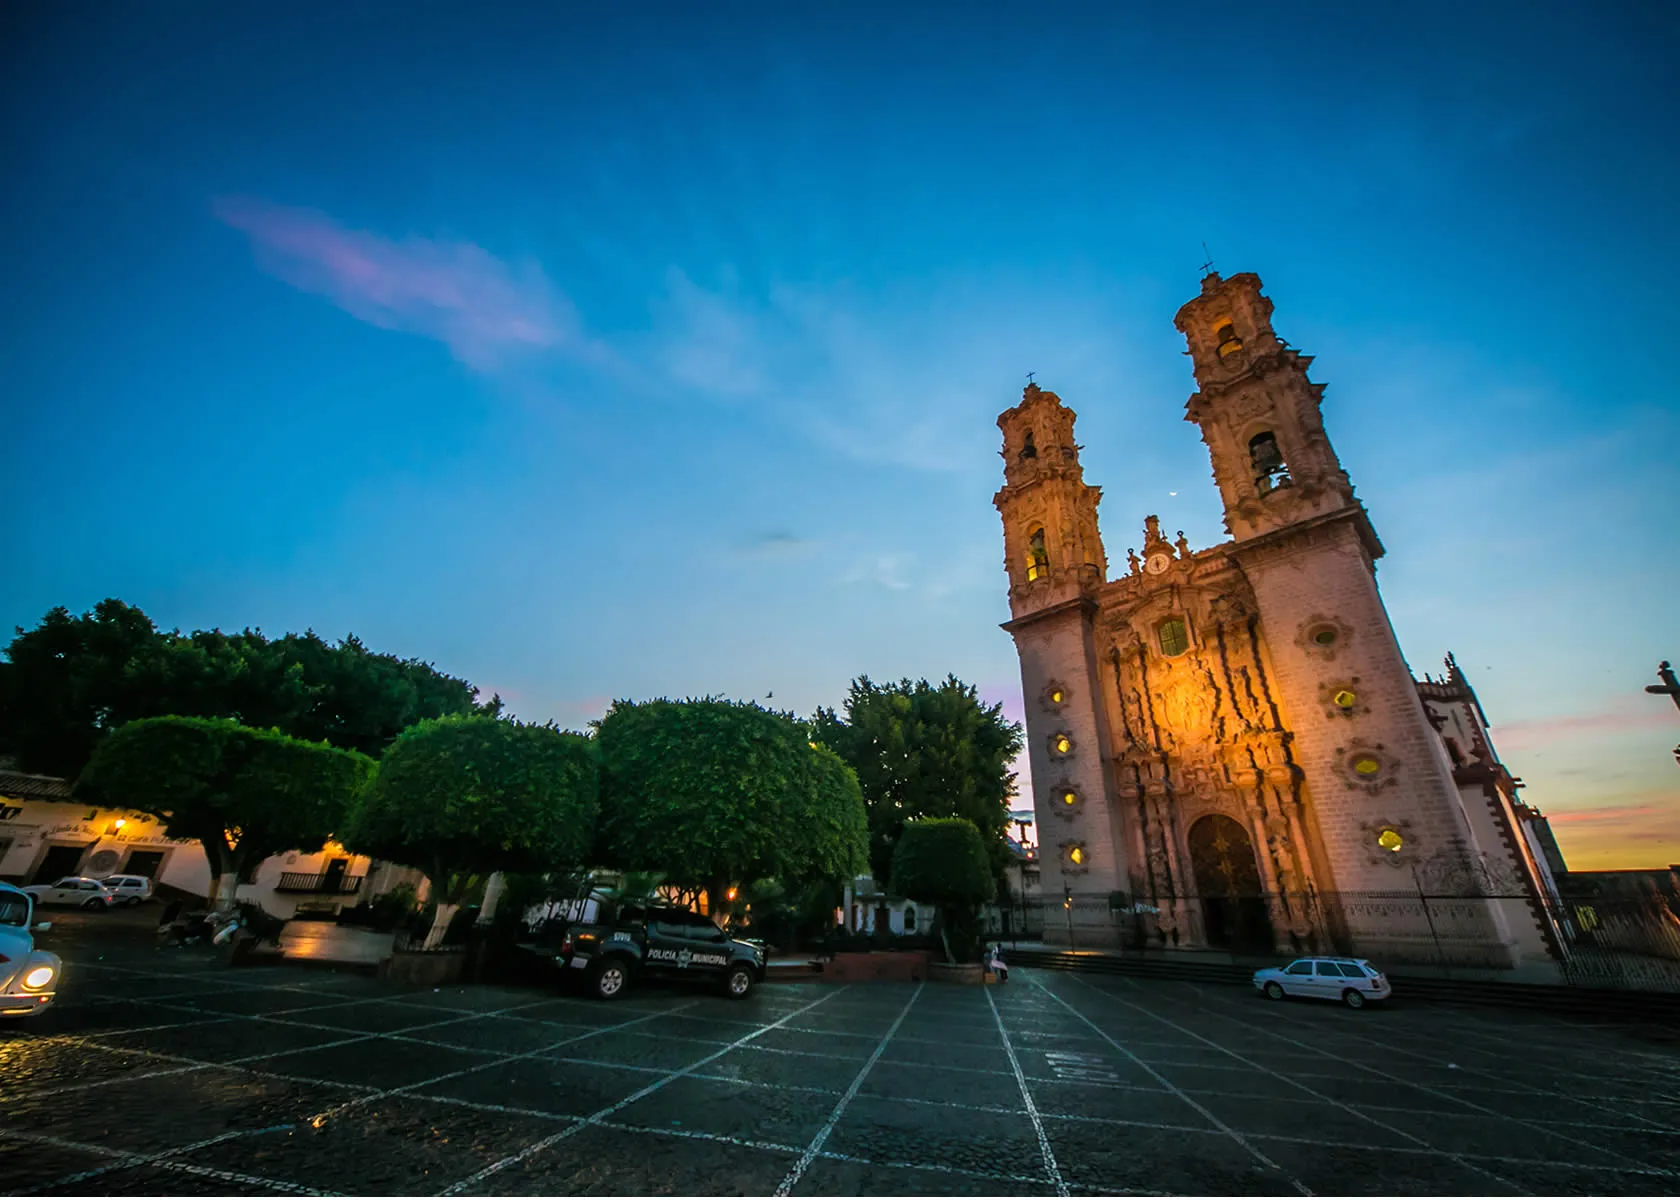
23 965 55 990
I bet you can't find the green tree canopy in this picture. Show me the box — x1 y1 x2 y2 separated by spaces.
595 698 868 916
77 715 372 908
890 816 997 962
342 715 598 945
811 674 1024 883
0 599 499 778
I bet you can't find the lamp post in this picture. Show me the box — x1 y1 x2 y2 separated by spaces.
1014 818 1033 947
1646 661 1680 767
1063 883 1076 950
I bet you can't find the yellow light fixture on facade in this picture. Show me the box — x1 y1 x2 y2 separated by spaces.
1054 735 1071 754
1353 755 1381 776
1062 791 1077 806
1069 846 1085 865
113 818 126 831
1333 690 1357 709
1377 829 1404 853
1049 689 1064 704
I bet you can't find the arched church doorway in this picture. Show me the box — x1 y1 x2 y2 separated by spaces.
1186 814 1275 953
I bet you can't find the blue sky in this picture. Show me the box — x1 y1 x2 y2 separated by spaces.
4 3 1677 868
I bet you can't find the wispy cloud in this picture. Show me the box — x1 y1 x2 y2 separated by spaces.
213 196 609 375
736 531 820 560
647 273 1127 474
1494 704 1678 753
1545 803 1662 825
841 553 914 591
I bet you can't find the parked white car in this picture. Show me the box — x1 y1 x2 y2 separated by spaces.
1253 957 1391 1008
99 874 154 906
22 877 118 911
1 883 61 1018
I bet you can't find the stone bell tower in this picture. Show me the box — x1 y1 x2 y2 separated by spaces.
1175 272 1519 965
994 384 1126 906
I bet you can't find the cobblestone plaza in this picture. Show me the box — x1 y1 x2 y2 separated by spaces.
3 924 1678 1196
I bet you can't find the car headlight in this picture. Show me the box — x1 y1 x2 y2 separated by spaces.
22 965 55 990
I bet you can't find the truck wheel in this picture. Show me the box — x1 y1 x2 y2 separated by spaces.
592 958 631 1001
724 964 755 1000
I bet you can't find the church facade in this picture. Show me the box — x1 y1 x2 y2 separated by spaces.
995 270 1564 969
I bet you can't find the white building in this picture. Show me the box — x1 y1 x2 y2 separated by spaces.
0 763 414 919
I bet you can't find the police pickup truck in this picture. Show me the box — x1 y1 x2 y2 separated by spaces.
553 901 766 1001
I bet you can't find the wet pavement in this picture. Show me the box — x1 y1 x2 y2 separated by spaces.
4 913 1680 1195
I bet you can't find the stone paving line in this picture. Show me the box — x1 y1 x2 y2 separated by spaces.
434 984 852 1194
58 977 1680 1156
1069 974 1680 1112
772 981 924 1195
1109 972 1680 1132
1023 977 1313 1195
20 992 572 1101
21 959 1680 1196
1041 975 1524 1195
1 1131 332 1197
986 983 1070 1197
1051 972 1680 1186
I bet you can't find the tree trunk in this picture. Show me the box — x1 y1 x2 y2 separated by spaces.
707 878 733 925
423 903 460 950
938 906 955 964
211 844 244 914
477 872 506 925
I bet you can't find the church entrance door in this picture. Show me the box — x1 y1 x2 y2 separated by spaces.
1186 814 1274 953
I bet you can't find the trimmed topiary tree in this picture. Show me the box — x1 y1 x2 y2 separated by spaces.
890 816 996 964
595 698 868 921
77 715 372 911
343 715 598 948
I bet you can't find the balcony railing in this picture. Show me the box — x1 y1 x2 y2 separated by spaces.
276 871 365 895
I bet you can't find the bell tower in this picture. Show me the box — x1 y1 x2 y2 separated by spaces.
994 382 1107 618
995 383 1126 919
1173 271 1519 967
1175 271 1379 552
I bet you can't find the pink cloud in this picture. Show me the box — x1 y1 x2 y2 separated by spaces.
213 196 594 373
1544 804 1662 825
1493 705 1678 752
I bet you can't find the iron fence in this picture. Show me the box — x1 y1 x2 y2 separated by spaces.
994 885 1680 993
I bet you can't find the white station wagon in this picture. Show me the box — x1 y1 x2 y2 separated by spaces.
1253 957 1391 1008
22 877 118 911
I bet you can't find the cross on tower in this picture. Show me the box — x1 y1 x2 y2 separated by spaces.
1646 661 1680 767
1647 661 1680 713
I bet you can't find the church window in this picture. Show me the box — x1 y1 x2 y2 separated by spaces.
1020 431 1037 460
1026 527 1050 582
1376 829 1404 853
1158 617 1189 657
1352 754 1382 777
903 906 916 931
1249 432 1291 493
1312 628 1338 647
1215 321 1243 358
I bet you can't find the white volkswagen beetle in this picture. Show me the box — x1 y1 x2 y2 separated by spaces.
1 882 61 1018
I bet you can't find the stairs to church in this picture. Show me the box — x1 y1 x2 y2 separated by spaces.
1007 948 1680 1026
